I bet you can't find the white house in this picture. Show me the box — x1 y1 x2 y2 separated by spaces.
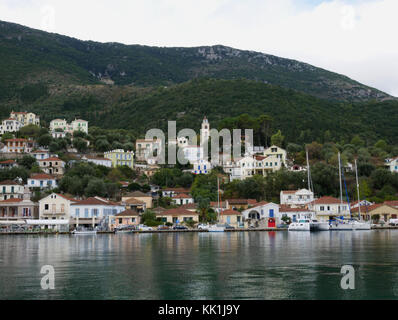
50 118 88 137
38 157 66 175
280 189 314 207
192 159 212 175
70 197 124 228
82 155 112 167
386 157 398 173
309 196 350 222
181 145 204 163
27 173 58 190
172 193 194 206
10 111 40 126
226 154 282 181
135 138 163 162
30 150 53 161
279 205 315 223
0 118 22 135
0 180 25 201
242 202 280 227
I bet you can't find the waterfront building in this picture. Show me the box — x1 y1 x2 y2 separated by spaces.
104 149 134 168
219 209 244 228
38 157 65 176
171 193 194 206
39 193 77 225
123 198 147 213
309 196 350 222
0 180 24 201
82 155 112 167
0 198 39 221
122 191 153 209
279 205 315 223
27 173 58 190
111 209 141 230
10 111 40 126
351 203 398 223
280 189 314 207
225 199 257 211
135 138 162 163
70 197 124 229
156 208 199 224
242 202 280 228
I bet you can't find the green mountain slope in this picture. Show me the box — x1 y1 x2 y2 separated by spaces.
0 20 393 102
7 79 398 145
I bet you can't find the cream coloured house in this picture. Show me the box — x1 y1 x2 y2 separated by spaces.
122 191 153 209
263 145 287 166
280 189 314 207
10 111 40 126
39 193 77 222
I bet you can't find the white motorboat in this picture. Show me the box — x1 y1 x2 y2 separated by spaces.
207 224 225 232
329 219 371 231
310 219 330 231
71 229 97 235
288 219 311 231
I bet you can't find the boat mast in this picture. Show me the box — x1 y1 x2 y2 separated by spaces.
355 159 362 221
217 176 220 223
338 152 343 214
306 148 311 193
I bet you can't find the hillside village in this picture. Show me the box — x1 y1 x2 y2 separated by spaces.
1 111 398 232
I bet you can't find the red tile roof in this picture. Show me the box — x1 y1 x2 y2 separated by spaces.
5 138 27 142
124 198 146 205
0 160 16 164
221 209 242 215
0 180 20 185
281 190 298 194
116 209 140 217
30 173 55 180
351 203 385 213
0 198 23 203
55 193 76 202
180 203 198 210
172 193 192 199
158 208 198 216
279 205 310 213
72 197 120 206
311 196 346 205
38 157 63 162
227 199 257 205
384 201 398 207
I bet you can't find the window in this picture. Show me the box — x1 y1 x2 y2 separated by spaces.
85 208 89 218
320 206 324 211
269 209 274 218
45 204 49 210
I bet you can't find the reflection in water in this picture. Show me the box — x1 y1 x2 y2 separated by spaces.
0 231 398 300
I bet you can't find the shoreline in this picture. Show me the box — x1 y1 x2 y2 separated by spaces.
1 226 398 235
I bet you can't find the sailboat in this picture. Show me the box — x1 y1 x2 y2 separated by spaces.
329 155 371 231
208 176 225 232
289 149 329 231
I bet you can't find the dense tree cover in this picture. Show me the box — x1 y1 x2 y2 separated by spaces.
151 168 194 188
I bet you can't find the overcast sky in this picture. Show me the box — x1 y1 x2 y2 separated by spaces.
1 0 397 96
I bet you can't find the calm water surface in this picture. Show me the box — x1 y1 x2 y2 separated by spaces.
1 231 398 300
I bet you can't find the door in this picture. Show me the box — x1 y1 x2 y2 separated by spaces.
268 218 276 228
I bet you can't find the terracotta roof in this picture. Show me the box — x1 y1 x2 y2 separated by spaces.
350 203 398 213
279 205 310 213
384 201 398 207
5 138 27 142
0 160 16 164
252 201 269 207
220 209 242 215
124 198 146 205
210 201 227 208
0 198 23 203
180 203 198 210
162 188 191 193
172 193 192 199
30 150 48 153
281 190 298 194
124 191 150 198
152 207 166 214
38 157 63 162
30 173 55 180
72 197 120 206
227 199 257 205
55 193 77 202
158 208 198 216
255 156 266 161
0 180 20 185
311 196 346 205
116 209 140 217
